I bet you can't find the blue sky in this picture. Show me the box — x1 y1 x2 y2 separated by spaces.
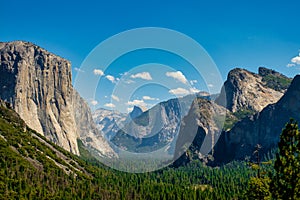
1 0 300 112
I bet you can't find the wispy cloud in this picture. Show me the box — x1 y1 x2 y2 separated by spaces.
74 67 85 73
106 75 115 83
93 69 104 76
166 71 188 84
143 96 159 101
287 53 300 67
104 103 116 108
287 63 296 68
90 100 98 106
130 72 152 80
169 88 190 96
127 107 134 113
124 79 135 84
127 99 147 107
190 80 197 85
208 84 214 88
189 87 200 93
111 94 120 102
291 54 300 65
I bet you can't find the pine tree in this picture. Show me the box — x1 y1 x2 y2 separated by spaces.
270 119 300 200
244 144 271 200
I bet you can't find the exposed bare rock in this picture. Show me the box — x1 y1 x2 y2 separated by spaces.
213 75 300 164
173 98 230 166
0 41 114 156
93 108 127 140
216 68 287 112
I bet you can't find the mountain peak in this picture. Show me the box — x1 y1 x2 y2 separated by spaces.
129 106 144 119
216 67 287 112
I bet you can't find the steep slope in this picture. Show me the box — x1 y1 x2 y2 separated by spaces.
110 92 218 154
129 106 143 119
92 108 127 140
172 98 231 166
0 41 114 156
0 101 253 200
216 67 289 113
172 67 291 166
112 98 183 153
213 75 300 164
0 100 95 198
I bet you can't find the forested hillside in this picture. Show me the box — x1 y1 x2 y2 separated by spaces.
0 100 261 199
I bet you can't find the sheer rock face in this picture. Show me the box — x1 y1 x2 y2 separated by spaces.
0 41 114 156
213 75 300 164
173 98 230 166
216 68 285 112
129 106 143 120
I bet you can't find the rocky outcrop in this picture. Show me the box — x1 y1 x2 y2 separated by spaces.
110 92 219 154
129 106 143 120
0 41 114 156
216 68 287 113
213 75 300 164
93 108 127 140
173 98 230 166
112 98 183 153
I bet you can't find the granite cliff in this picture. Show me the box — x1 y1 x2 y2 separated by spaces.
213 75 300 164
0 41 114 156
216 67 290 113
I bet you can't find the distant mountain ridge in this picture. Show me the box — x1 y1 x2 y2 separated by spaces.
92 108 127 140
109 92 217 154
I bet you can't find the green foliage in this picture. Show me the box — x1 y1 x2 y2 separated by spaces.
0 103 256 199
5 102 300 200
222 114 238 131
233 109 256 120
262 74 292 91
245 176 271 200
222 109 256 131
270 119 300 200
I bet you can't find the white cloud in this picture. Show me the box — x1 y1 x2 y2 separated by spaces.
127 107 134 113
166 71 188 84
90 100 98 106
287 63 296 68
127 99 147 107
106 75 115 83
124 79 135 84
130 72 152 80
104 103 116 108
143 96 159 101
74 67 85 73
291 54 300 65
208 84 214 88
169 88 190 96
190 80 198 85
111 94 120 102
93 69 104 76
190 87 200 93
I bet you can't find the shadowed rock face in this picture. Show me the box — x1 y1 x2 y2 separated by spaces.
129 106 143 120
216 68 287 113
0 41 114 156
173 98 229 166
172 68 293 167
213 75 300 164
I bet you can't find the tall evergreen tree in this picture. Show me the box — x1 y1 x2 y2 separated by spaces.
270 119 300 200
